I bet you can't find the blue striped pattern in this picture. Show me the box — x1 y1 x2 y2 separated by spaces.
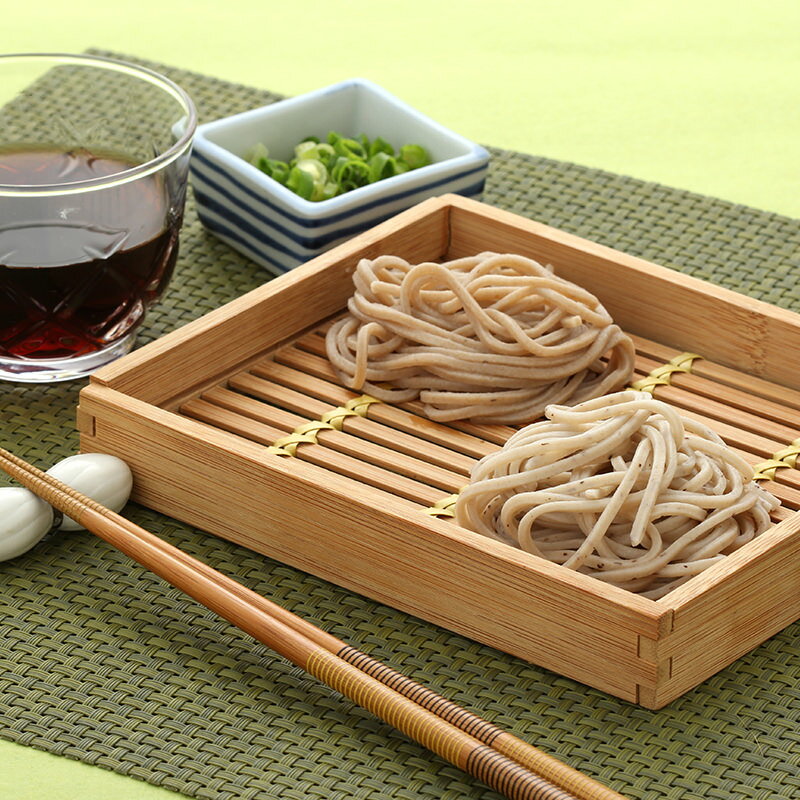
190 156 488 274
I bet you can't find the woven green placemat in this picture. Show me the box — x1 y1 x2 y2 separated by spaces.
1 51 798 800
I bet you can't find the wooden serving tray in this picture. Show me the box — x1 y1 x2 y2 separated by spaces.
77 195 800 709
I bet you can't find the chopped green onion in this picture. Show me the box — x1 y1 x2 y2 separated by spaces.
286 166 315 200
267 161 291 184
398 144 431 170
332 158 371 192
295 141 336 162
297 159 329 183
318 182 339 201
334 137 367 160
248 130 432 202
368 152 400 183
247 142 270 164
369 136 394 158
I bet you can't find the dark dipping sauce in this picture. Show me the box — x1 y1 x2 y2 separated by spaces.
0 148 179 360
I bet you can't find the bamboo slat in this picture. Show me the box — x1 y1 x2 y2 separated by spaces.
180 396 446 507
634 355 800 437
239 369 475 473
259 354 496 459
630 334 800 411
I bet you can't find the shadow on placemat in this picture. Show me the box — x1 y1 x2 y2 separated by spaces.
0 50 798 800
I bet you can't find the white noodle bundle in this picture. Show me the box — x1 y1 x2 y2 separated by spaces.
455 391 778 598
326 252 635 423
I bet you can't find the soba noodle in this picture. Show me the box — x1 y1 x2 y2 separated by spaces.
455 391 778 598
326 252 635 423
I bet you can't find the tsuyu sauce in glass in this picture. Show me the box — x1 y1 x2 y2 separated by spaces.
0 52 196 383
0 147 181 363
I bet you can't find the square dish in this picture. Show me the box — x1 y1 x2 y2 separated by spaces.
190 79 489 275
77 194 800 708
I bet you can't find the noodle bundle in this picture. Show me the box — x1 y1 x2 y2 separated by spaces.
326 252 635 423
455 391 778 598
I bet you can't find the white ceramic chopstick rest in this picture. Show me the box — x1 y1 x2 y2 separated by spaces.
0 453 133 561
0 487 54 561
46 453 133 531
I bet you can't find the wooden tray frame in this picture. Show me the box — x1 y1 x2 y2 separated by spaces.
77 194 800 709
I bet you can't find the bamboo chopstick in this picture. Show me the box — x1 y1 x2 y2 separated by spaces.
0 447 626 800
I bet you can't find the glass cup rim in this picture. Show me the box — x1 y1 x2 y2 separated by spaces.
0 52 198 198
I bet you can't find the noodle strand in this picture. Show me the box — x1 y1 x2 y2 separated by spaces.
326 252 635 423
455 391 778 598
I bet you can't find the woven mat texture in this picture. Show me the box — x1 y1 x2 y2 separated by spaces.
1 51 798 800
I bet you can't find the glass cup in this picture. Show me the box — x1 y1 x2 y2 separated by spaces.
0 53 197 383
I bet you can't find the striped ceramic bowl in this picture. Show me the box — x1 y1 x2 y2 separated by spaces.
190 79 490 275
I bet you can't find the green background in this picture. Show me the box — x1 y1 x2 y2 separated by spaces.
1 1 798 797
